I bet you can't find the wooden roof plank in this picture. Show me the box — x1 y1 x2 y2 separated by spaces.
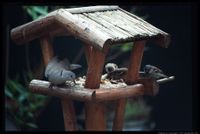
103 10 150 37
65 6 119 14
94 11 135 37
87 12 133 38
118 9 170 47
85 12 130 39
117 10 161 35
54 9 112 51
113 11 156 36
76 14 117 39
10 6 170 49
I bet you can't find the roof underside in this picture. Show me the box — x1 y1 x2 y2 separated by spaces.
11 6 170 51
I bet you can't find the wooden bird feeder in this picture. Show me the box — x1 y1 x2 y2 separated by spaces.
11 6 173 131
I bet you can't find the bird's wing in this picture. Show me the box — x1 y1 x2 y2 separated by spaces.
70 64 82 70
58 58 71 70
109 67 128 76
45 57 60 78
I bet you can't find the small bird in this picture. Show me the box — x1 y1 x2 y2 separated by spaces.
45 57 81 86
105 63 118 73
103 63 128 81
144 64 168 80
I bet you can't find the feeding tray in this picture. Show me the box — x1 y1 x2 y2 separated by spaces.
29 76 145 102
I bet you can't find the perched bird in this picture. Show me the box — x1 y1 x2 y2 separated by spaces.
103 63 128 81
45 57 81 86
105 63 118 73
144 64 168 80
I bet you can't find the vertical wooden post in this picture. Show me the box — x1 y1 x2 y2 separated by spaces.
40 35 77 131
112 40 145 131
61 98 77 131
84 44 92 65
40 36 54 65
84 46 107 130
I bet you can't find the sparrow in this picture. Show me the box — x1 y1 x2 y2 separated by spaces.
105 63 118 73
144 64 168 80
103 63 128 81
45 57 81 86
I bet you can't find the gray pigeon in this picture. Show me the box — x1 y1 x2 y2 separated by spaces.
45 57 81 85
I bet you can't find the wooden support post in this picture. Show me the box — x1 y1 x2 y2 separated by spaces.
84 44 92 65
61 98 77 131
84 46 107 130
40 35 77 131
112 40 145 131
40 35 54 66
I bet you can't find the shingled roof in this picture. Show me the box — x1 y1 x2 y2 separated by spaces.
11 6 170 51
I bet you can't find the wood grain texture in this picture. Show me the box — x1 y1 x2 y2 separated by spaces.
84 44 92 65
113 41 145 131
65 6 119 14
61 98 77 131
94 84 144 102
137 78 159 96
84 47 107 130
40 35 54 65
126 41 145 84
11 6 170 49
84 47 106 89
29 79 95 101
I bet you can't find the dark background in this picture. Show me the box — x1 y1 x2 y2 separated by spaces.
2 3 198 131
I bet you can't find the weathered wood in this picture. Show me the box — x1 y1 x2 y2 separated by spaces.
77 14 116 39
11 6 170 51
137 78 159 96
40 35 54 65
86 12 130 39
65 6 119 14
84 47 107 130
85 48 107 89
126 41 146 84
84 44 92 65
94 84 144 102
61 98 77 131
29 79 95 101
54 9 112 52
113 41 145 131
157 76 175 84
29 79 149 101
118 8 170 48
11 15 57 44
112 99 126 130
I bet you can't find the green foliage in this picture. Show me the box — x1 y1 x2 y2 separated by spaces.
22 6 79 20
124 99 151 121
112 42 133 52
22 6 49 20
5 71 47 129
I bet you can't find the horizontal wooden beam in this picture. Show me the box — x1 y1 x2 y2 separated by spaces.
94 84 144 102
29 77 174 101
29 80 144 102
65 6 119 14
29 79 95 101
157 76 175 84
137 78 159 96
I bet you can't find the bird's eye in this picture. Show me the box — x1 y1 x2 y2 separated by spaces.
108 67 113 72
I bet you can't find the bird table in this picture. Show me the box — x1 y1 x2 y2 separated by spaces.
10 6 173 131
